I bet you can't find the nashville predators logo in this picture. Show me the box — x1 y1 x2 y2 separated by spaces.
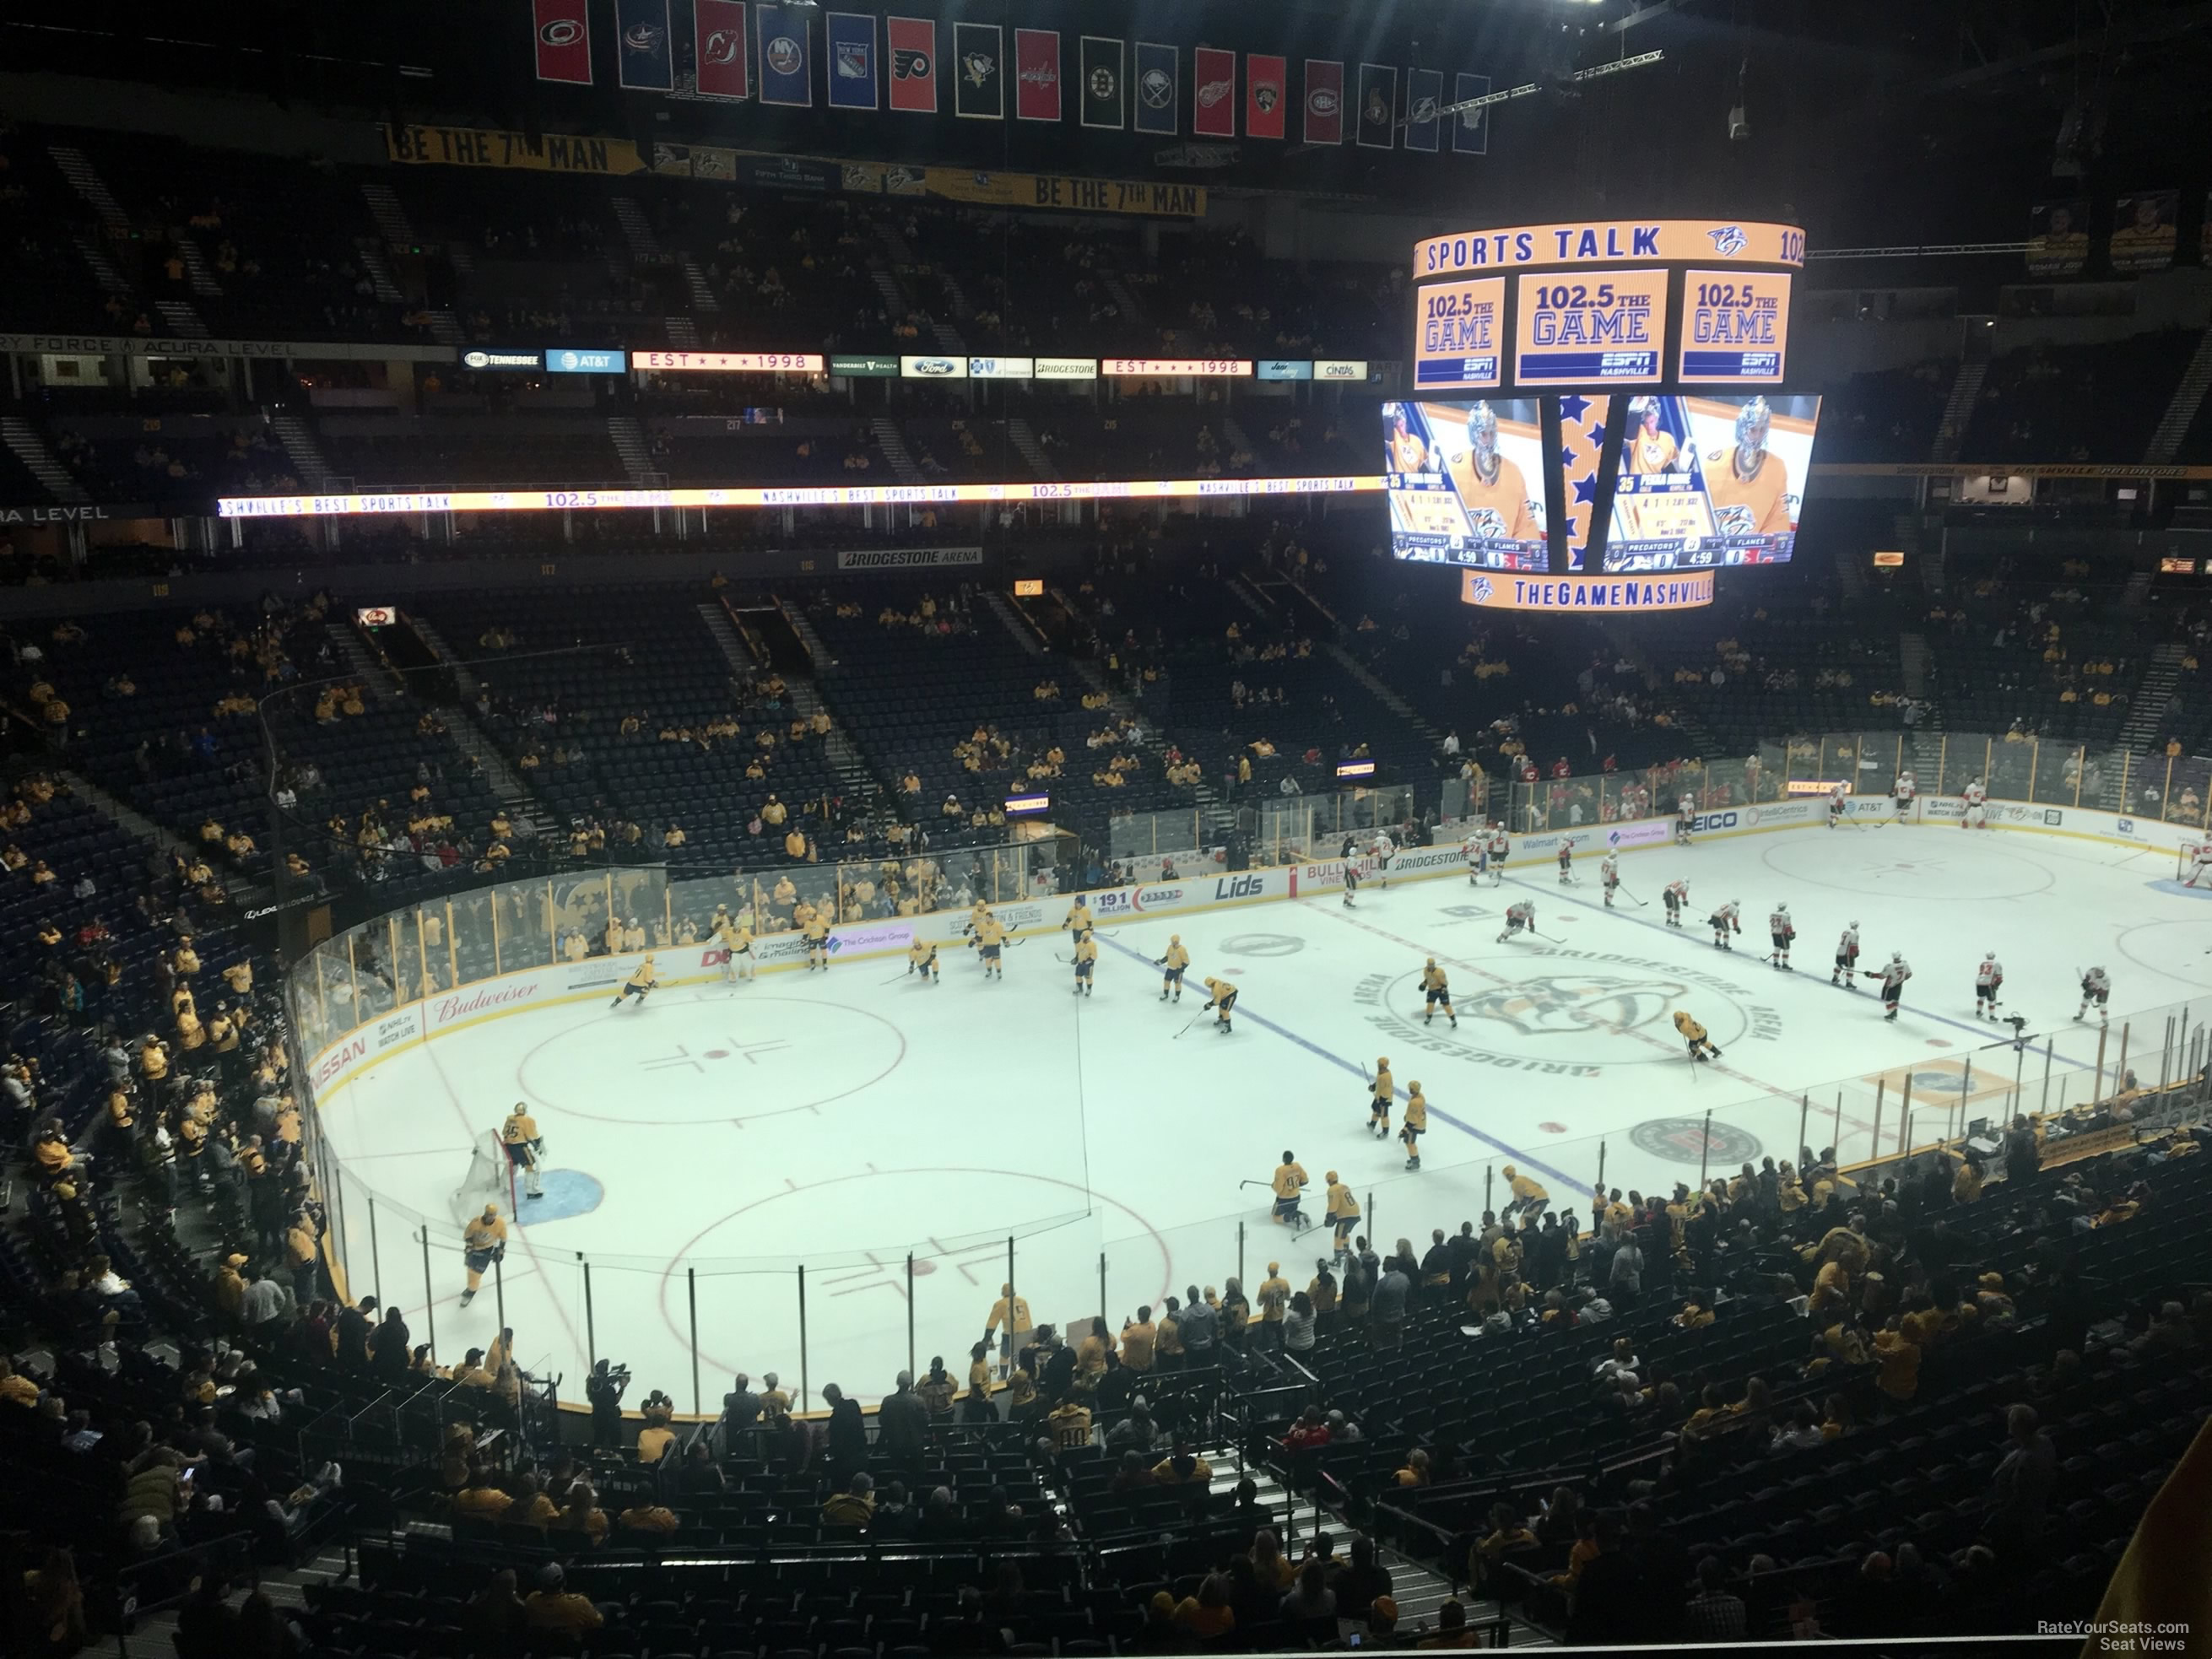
1464 975 1688 1039
1707 224 1750 256
1468 507 1507 538
1712 501 1757 536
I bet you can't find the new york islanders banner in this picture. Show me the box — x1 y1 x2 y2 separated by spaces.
826 12 876 110
1014 29 1062 122
1133 42 1176 135
533 0 592 84
1356 64 1397 149
1080 37 1125 130
954 22 1003 120
888 16 936 113
1302 61 1344 144
616 0 673 91
1405 68 1442 153
1452 73 1490 154
693 1 748 100
755 3 810 105
1245 54 1286 140
1193 46 1236 137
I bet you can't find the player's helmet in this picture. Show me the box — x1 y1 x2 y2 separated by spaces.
1851 920 1859 928
1777 902 1787 912
1466 401 1500 462
1890 951 1902 963
1985 951 1996 960
1735 396 1771 461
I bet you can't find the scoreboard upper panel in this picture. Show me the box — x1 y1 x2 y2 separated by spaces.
1411 219 1804 393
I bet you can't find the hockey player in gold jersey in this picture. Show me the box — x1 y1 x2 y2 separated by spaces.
1158 936 1191 1001
461 1203 506 1306
1269 1150 1309 1228
972 911 1009 980
1400 1082 1429 1171
1200 975 1236 1033
1419 959 1457 1029
1071 930 1099 996
611 952 657 1009
1366 1056 1394 1138
906 936 940 981
1704 397 1793 537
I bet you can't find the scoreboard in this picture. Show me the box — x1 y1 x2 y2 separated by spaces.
1513 271 1665 384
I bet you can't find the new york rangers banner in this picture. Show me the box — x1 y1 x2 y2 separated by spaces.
693 0 748 100
1193 46 1236 138
755 3 810 105
1356 64 1397 149
1452 73 1490 154
1303 60 1344 144
1133 43 1176 135
954 22 1003 120
1405 68 1442 153
826 12 876 109
616 0 674 91
1245 54 1287 139
533 0 592 84
1080 37 1125 130
1014 30 1061 122
888 16 936 113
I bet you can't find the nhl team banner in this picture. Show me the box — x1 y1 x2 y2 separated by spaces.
1303 61 1344 144
616 0 674 91
825 13 876 109
1133 43 1176 135
1405 68 1443 153
2108 189 2177 273
1357 64 1397 149
533 0 592 84
693 0 749 100
754 3 811 105
1245 54 1286 140
1014 30 1062 122
2025 199 2089 277
954 22 1003 119
888 16 936 113
1193 46 1236 138
1452 73 1490 155
1080 37 1125 130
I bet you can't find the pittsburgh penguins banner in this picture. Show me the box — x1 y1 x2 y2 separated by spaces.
954 22 1003 120
1452 73 1490 155
887 16 936 113
1356 63 1397 149
1245 54 1286 140
754 3 811 105
693 0 749 100
1404 68 1442 153
1302 60 1344 144
616 0 674 91
825 12 877 110
1080 36 1125 130
1133 42 1176 135
533 0 592 84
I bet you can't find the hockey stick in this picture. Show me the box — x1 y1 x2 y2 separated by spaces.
1172 1008 1214 1040
1614 882 1649 907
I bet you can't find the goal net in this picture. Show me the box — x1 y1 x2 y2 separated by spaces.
449 1130 515 1226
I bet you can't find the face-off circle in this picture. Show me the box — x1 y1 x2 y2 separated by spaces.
1221 933 1307 958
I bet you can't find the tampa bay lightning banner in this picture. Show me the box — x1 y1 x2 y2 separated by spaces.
1404 68 1442 153
826 13 879 111
616 0 674 91
756 3 813 106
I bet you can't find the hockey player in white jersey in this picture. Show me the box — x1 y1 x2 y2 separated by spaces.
1893 770 1917 819
1832 921 1861 988
2186 845 2212 889
1556 837 1577 885
1961 777 1988 830
1485 823 1510 886
1674 796 1696 847
1975 952 2004 1018
1708 899 1741 952
1600 852 1620 907
1827 781 1847 829
1371 829 1396 889
1463 832 1485 886
1870 951 1912 1020
1497 899 1536 943
1767 903 1795 970
1663 878 1690 928
2076 965 2111 1025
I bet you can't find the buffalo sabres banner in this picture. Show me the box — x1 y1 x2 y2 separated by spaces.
1303 61 1344 144
693 0 749 100
533 0 592 84
1404 68 1443 153
754 3 811 105
887 16 936 113
617 0 674 91
1133 42 1176 135
826 12 876 110
1193 46 1236 138
1245 54 1286 140
954 22 1003 119
1356 64 1397 149
1080 36 1125 130
1452 73 1490 155
2108 189 2177 273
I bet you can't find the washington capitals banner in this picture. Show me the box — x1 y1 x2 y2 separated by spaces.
1246 54 1287 140
754 3 810 105
616 0 673 90
1133 43 1176 135
1081 37 1125 130
1356 64 1397 149
954 22 1003 120
1405 68 1442 153
1014 30 1061 122
1193 46 1236 138
1452 73 1490 155
888 16 936 113
693 1 748 100
533 0 592 84
826 13 877 110
1303 60 1344 144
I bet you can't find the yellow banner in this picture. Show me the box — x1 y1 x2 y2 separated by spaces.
384 124 645 176
922 167 1205 219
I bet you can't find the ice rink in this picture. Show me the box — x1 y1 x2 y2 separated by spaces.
314 820 2212 1408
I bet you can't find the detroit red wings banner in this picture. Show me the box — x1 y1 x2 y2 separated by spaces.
1245 54 1287 139
1302 60 1344 143
1193 46 1236 137
694 0 749 100
1014 29 1062 122
534 0 592 84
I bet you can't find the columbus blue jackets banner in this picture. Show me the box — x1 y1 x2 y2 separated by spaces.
1405 68 1442 153
533 0 592 84
1133 42 1176 135
1452 73 1490 155
1080 36 1125 130
887 16 936 113
616 0 674 91
954 22 1003 120
755 3 811 105
1357 64 1397 149
826 12 877 110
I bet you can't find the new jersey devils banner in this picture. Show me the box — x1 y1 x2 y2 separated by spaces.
1014 29 1062 122
1245 54 1287 140
533 0 592 84
693 0 748 100
887 16 937 112
1193 46 1236 137
1302 60 1344 144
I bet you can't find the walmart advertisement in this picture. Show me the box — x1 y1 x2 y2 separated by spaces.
1607 394 1820 572
1383 399 1547 570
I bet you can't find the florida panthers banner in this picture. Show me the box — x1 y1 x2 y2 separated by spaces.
825 13 877 110
1356 64 1397 149
887 16 936 113
1405 68 1443 153
1452 73 1490 155
616 0 674 91
1014 29 1062 122
1245 54 1286 140
692 0 749 99
754 3 811 105
1193 46 1236 137
1133 42 1176 135
1303 61 1344 144
533 0 593 84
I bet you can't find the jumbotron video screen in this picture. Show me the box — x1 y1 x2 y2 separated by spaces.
1608 392 1821 572
1382 398 1547 570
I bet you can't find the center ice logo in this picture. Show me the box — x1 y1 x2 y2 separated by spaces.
1464 975 1686 1038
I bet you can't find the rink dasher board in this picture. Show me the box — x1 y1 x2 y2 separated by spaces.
297 796 2196 1102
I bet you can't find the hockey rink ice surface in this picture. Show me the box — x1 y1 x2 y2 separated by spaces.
316 823 2212 1407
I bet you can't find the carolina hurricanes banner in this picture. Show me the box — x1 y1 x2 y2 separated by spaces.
888 16 936 112
1245 54 1286 140
1193 46 1236 137
616 0 673 91
1014 29 1062 121
826 12 876 109
694 0 748 100
1356 63 1397 149
1133 42 1176 135
754 3 810 105
1302 60 1344 144
533 0 592 84
1405 68 1443 153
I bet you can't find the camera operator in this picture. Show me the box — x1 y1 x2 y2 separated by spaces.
586 1358 630 1450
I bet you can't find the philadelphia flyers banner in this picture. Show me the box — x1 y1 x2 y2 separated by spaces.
533 0 592 84
887 16 936 113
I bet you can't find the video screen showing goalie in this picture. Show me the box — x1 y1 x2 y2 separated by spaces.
1606 393 1820 573
1383 399 1548 570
